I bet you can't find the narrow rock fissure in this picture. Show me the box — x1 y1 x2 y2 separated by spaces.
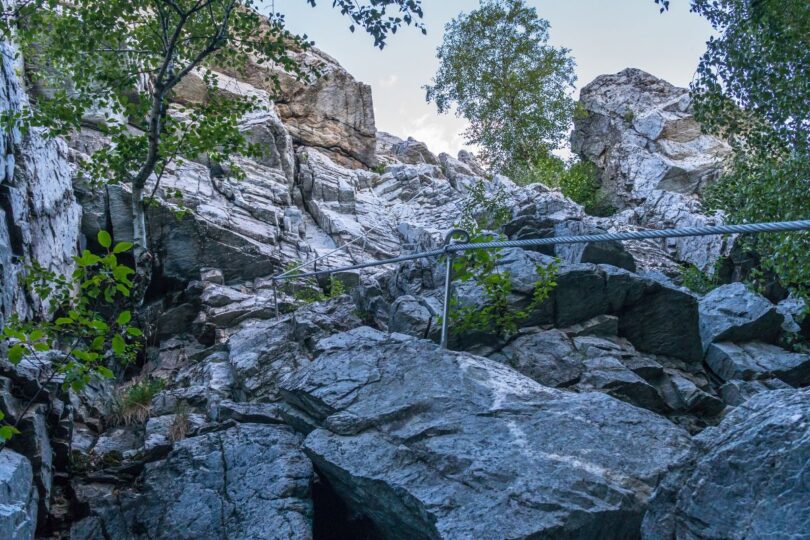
311 469 379 540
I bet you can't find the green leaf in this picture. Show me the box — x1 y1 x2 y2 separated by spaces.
91 336 105 350
89 320 109 332
0 425 19 441
111 335 126 356
113 241 133 254
0 410 5 421
126 327 143 337
55 317 73 326
97 230 112 248
116 311 132 325
8 344 25 365
96 366 114 379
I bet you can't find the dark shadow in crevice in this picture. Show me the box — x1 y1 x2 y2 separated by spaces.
312 470 380 540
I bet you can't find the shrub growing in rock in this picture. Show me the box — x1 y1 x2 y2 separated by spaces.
109 378 166 426
1 231 142 443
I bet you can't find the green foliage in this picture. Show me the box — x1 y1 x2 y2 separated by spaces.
448 235 559 338
680 265 720 295
109 378 166 426
659 0 810 299
510 152 614 216
285 269 347 307
2 231 141 393
425 0 576 172
0 411 20 442
457 180 513 233
1 231 140 444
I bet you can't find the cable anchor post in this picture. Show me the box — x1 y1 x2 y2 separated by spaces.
272 277 280 320
440 229 470 350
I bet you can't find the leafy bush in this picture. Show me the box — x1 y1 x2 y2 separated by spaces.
448 233 559 339
0 231 141 444
284 267 347 307
509 153 614 216
109 378 165 426
680 265 720 295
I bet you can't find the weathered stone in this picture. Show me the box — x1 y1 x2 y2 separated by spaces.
705 341 810 387
0 29 80 328
642 389 810 539
718 377 791 407
619 277 702 363
698 283 783 351
572 68 730 206
495 329 583 387
388 295 438 340
554 221 636 271
577 356 669 413
281 328 693 539
0 449 38 540
72 424 313 540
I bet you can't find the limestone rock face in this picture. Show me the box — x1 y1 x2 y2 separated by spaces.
642 388 810 540
0 27 81 327
281 327 693 540
573 68 730 206
217 48 377 168
573 68 733 272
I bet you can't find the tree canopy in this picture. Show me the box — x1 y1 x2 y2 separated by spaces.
658 0 809 298
425 0 576 173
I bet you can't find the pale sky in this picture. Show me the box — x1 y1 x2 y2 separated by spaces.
261 0 714 157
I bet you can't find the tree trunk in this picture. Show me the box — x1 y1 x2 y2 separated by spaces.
130 185 152 302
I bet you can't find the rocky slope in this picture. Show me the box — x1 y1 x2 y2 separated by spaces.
1 23 809 540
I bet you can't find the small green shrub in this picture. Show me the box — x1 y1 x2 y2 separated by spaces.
109 378 165 426
508 153 614 216
680 264 720 295
1 230 142 445
457 179 512 233
448 233 559 339
623 110 635 123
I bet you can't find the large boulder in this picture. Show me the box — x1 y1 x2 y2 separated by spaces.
281 328 693 539
642 388 810 539
698 283 783 352
70 424 313 540
0 450 38 540
705 341 810 387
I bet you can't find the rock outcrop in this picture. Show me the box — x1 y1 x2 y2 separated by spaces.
1 15 807 539
572 68 729 205
642 388 810 539
0 23 81 327
0 450 38 540
573 68 733 272
71 424 313 539
281 327 693 539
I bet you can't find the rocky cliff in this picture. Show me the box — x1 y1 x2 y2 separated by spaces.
1 26 808 540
